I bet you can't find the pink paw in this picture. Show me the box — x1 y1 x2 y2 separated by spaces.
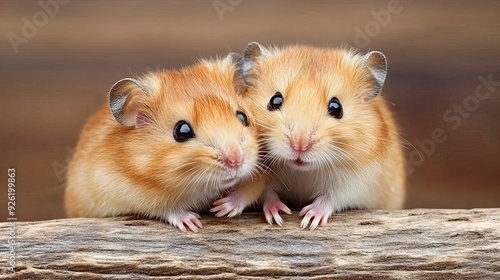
263 199 291 226
299 201 333 230
165 210 202 233
210 192 246 218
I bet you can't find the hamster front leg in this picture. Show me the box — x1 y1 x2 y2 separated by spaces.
262 186 291 226
299 195 334 230
210 176 267 218
163 210 203 233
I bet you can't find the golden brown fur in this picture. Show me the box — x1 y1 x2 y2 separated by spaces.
65 55 264 232
241 43 406 229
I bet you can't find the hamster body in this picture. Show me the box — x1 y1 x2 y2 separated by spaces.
241 43 406 229
65 54 265 232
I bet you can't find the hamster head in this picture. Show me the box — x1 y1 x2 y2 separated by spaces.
108 54 259 197
241 42 392 172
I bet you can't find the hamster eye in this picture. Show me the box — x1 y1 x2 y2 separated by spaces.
267 92 283 111
236 111 249 127
173 120 195 142
328 97 343 119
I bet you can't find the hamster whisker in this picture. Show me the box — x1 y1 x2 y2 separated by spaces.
387 131 423 161
267 156 291 191
317 148 347 177
257 160 288 188
321 159 361 193
171 162 199 172
322 142 352 165
255 160 271 173
266 150 286 168
257 122 283 132
245 95 269 112
372 125 415 151
325 145 364 176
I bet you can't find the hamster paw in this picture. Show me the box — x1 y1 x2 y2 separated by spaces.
299 200 333 230
210 192 246 218
263 199 292 226
165 210 203 233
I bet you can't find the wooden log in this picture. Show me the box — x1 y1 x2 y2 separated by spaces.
1 209 499 279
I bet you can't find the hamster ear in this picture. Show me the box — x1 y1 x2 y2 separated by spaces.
361 51 387 102
225 52 242 64
244 41 267 60
108 78 149 128
241 42 269 86
225 52 247 93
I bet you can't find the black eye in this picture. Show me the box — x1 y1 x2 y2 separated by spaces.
236 111 249 127
328 97 343 119
173 120 195 142
267 92 283 111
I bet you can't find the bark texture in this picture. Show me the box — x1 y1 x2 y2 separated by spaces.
1 209 499 279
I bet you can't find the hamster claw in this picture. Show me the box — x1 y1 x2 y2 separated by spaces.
263 199 291 227
210 192 246 218
299 201 332 230
165 210 202 233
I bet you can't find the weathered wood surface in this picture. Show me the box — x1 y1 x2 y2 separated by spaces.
1 209 499 279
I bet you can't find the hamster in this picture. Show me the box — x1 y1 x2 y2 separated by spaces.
64 54 265 232
240 42 406 229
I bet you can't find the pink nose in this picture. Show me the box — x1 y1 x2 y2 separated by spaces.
223 151 243 168
290 137 313 152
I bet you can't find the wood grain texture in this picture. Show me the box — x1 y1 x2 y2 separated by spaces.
1 209 499 279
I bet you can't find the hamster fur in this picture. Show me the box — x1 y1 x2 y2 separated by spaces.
240 42 406 229
64 54 265 232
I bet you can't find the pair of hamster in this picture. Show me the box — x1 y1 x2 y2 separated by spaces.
65 42 406 232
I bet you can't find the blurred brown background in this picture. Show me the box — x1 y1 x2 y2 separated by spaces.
1 0 499 221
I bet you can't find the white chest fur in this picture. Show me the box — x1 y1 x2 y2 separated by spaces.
269 161 384 211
